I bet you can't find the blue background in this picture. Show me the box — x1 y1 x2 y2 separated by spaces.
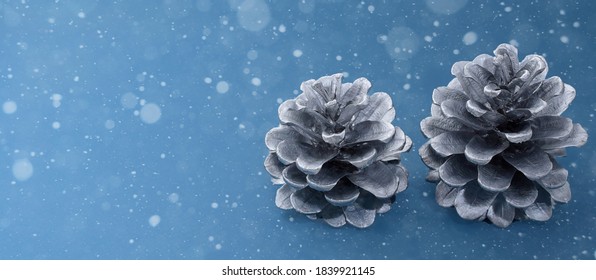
0 0 594 259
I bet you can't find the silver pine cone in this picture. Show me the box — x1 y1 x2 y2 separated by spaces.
265 73 412 228
419 44 588 227
419 44 588 228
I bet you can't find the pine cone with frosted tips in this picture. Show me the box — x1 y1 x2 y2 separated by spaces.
265 73 412 228
419 43 588 228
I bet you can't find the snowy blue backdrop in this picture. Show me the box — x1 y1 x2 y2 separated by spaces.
0 0 594 259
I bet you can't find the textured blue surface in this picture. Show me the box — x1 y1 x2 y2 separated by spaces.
0 0 594 259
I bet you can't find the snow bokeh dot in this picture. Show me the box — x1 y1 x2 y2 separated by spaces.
12 159 34 181
140 103 162 124
148 215 161 227
216 81 230 94
463 31 478 45
2 101 17 114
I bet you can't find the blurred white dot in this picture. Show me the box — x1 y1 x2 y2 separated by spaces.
12 159 34 181
293 49 303 58
105 119 115 130
121 92 138 109
247 50 258 60
52 121 61 129
251 77 261 86
453 49 460 55
560 35 569 44
168 193 179 203
211 202 219 209
140 103 162 124
237 0 271 32
215 244 222 250
462 31 478 45
77 11 85 18
403 83 411 90
384 26 420 60
2 101 17 114
573 21 580 28
504 6 512 12
51 94 63 108
136 72 146 82
204 77 212 84
216 81 229 94
278 24 286 33
148 215 161 227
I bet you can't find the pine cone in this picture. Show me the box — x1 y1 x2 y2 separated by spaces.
419 44 588 227
265 73 412 228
